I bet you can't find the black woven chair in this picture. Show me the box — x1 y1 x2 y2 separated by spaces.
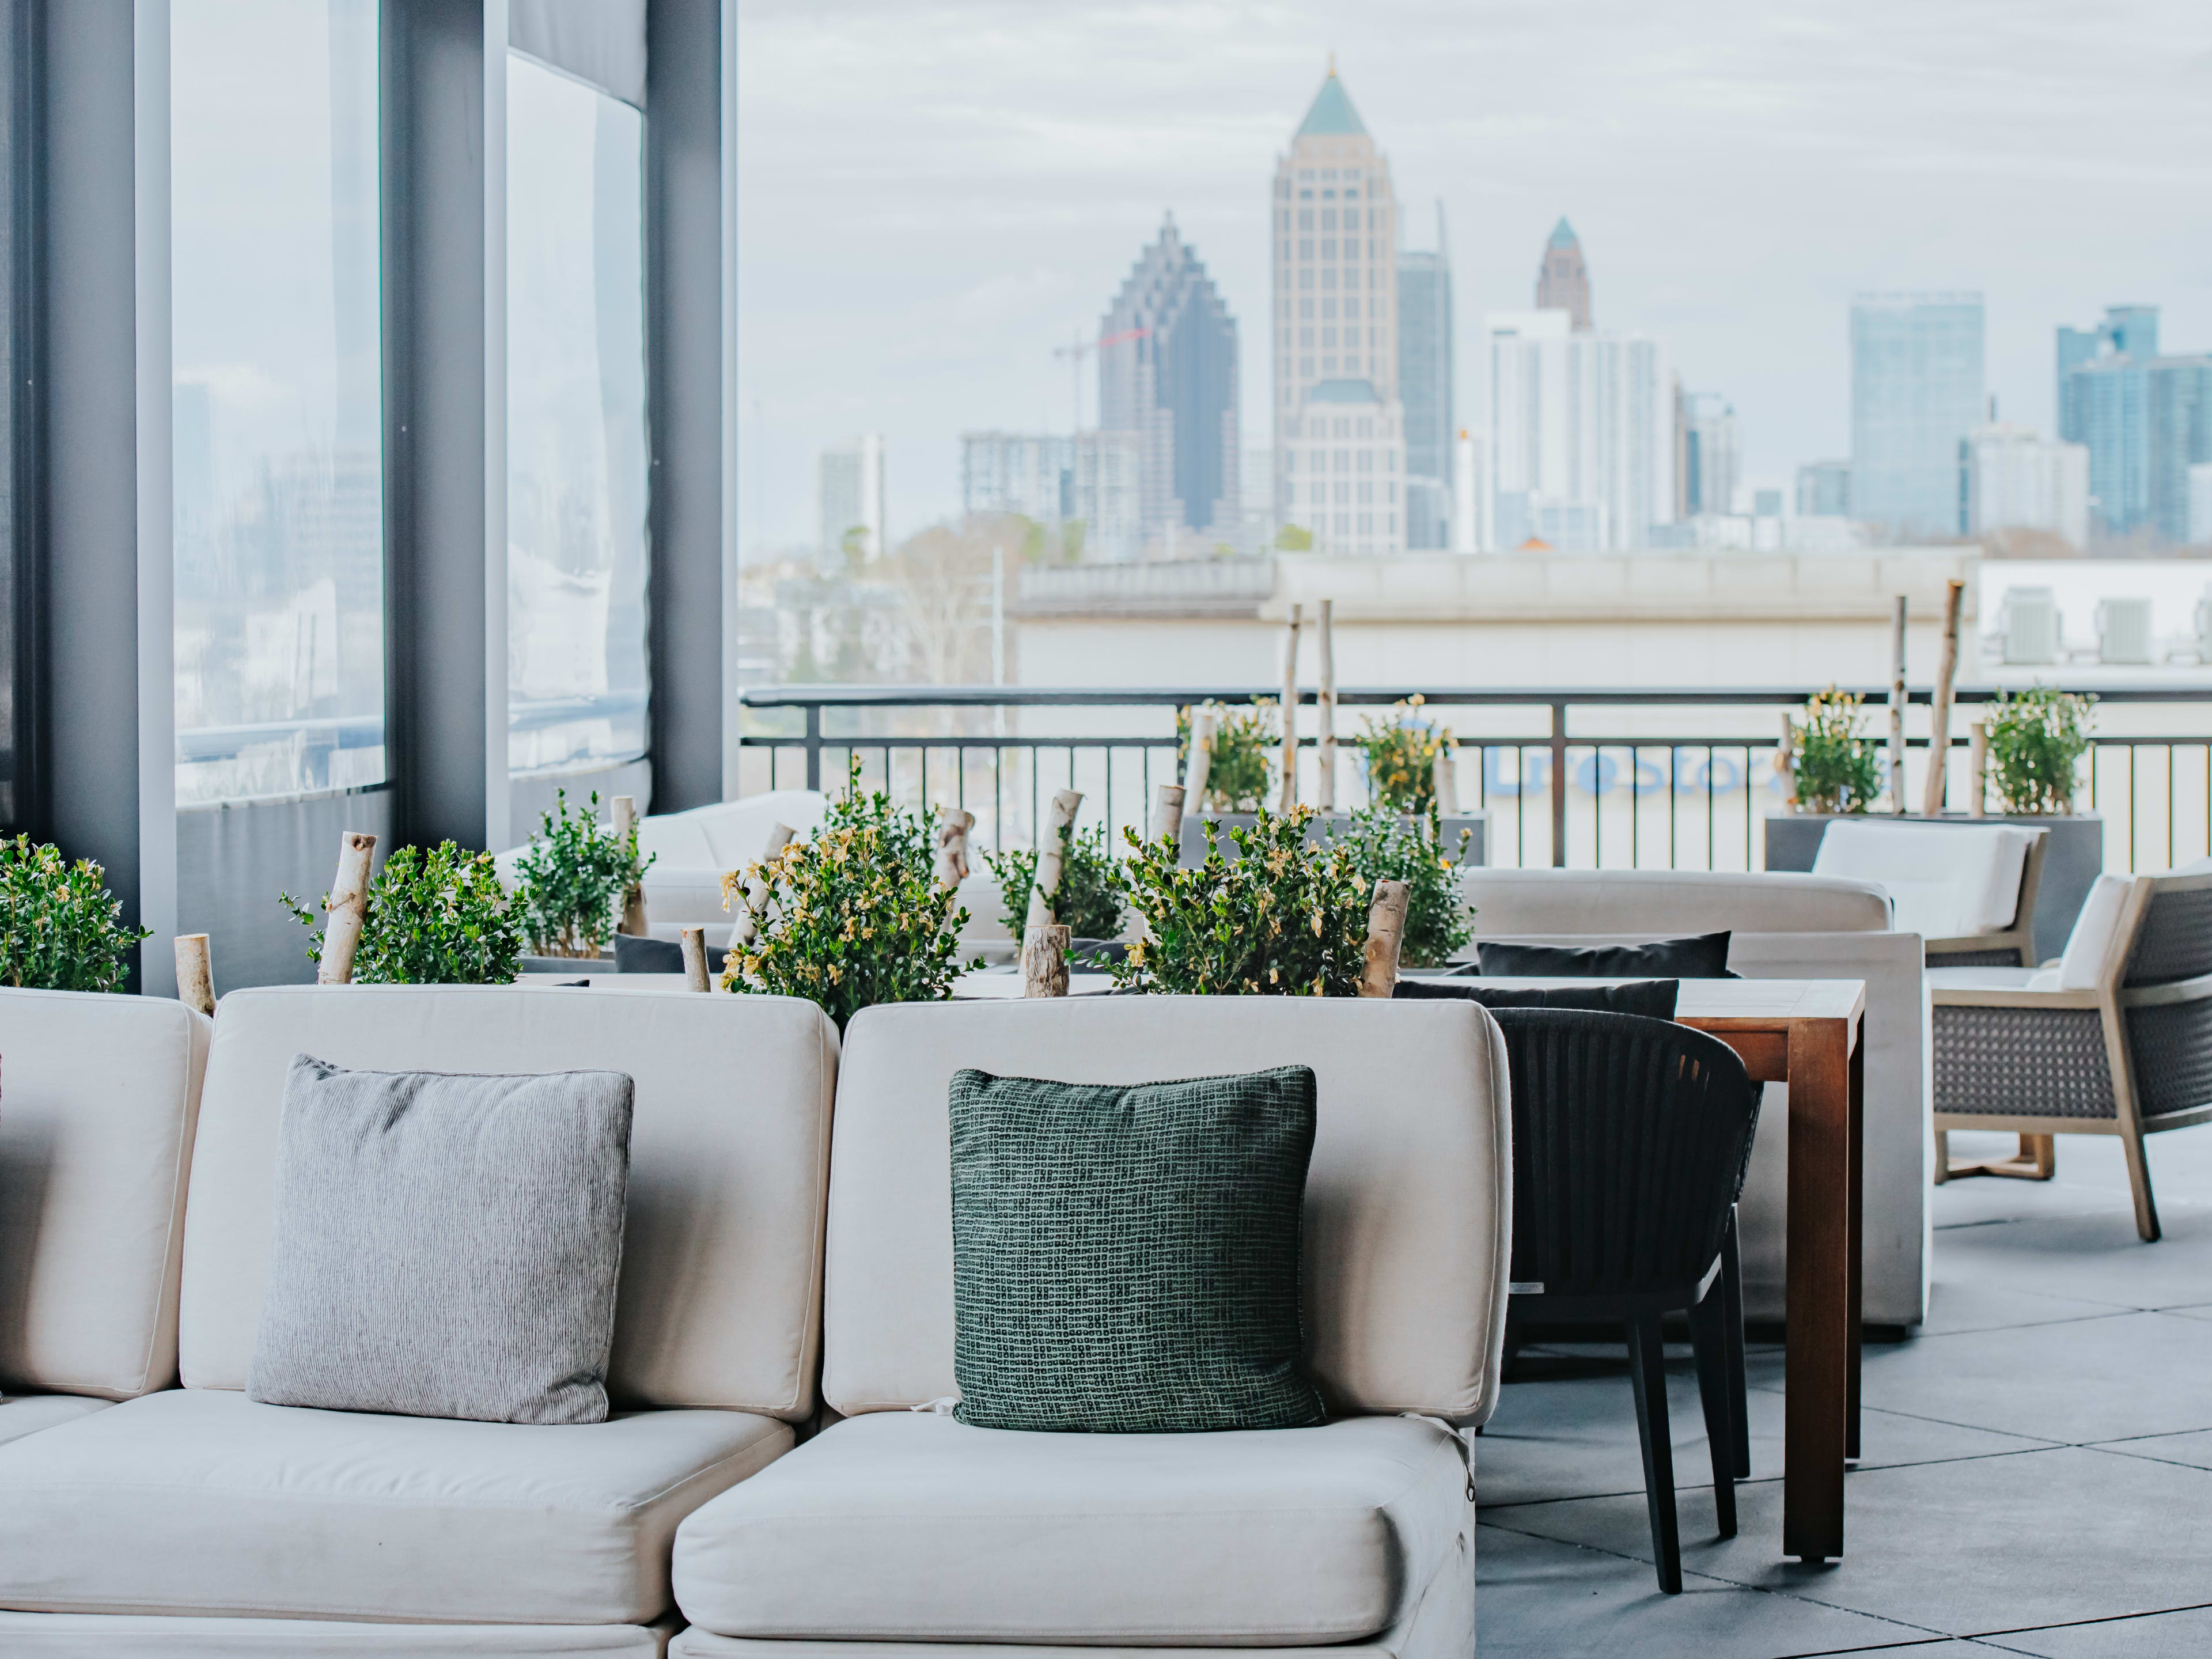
1492 1007 1762 1595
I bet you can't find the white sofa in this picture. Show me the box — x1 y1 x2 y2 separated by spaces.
638 791 828 937
0 984 837 1654
1456 869 1930 1327
0 989 210 1449
666 995 1511 1657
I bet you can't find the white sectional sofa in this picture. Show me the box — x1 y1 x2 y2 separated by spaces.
666 996 1511 1656
636 791 828 937
0 988 210 1448
1456 868 1930 1326
0 985 837 1654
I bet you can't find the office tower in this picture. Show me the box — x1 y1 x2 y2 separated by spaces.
1396 203 1455 550
1271 62 1408 555
1795 459 1852 517
1679 391 1740 517
1961 423 2090 548
1850 293 1985 540
1535 218 1591 330
1484 309 1672 551
960 430 1145 561
2059 305 2212 544
2191 462 2212 545
1452 427 1487 552
1239 446 1277 554
1098 215 1240 551
817 434 887 560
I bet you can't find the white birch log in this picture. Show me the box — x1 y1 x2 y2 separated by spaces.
1922 579 1965 817
318 832 378 985
1277 604 1302 812
1183 708 1216 815
1315 599 1337 811
612 796 649 935
1024 789 1084 931
1431 742 1460 817
1359 879 1411 998
1149 783 1185 846
1777 715 1800 812
1968 720 1989 819
1022 923 1070 998
731 822 797 948
175 933 215 1016
934 807 974 888
1888 595 1909 815
679 926 712 991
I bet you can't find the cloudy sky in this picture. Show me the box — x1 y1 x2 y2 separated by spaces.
734 0 2212 551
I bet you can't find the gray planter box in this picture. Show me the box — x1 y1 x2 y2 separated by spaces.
1763 812 2104 965
1179 810 1489 870
519 953 614 977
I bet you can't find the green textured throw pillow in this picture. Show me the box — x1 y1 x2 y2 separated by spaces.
949 1064 1327 1433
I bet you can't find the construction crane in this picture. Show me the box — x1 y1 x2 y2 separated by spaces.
1051 327 1147 434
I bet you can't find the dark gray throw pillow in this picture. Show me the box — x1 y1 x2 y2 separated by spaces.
1475 930 1736 980
1395 976 1680 1020
949 1065 1326 1434
249 1054 634 1425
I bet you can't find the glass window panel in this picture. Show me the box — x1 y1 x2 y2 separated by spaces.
171 0 384 806
506 55 649 777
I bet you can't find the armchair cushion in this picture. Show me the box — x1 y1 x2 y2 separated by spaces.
2056 874 2133 989
1811 821 2034 940
671 1410 1469 1644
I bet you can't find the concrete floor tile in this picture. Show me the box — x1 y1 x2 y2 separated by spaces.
2085 1427 2212 1473
1487 1446 2212 1638
1987 1605 2212 1657
1914 1277 2134 1336
1472 1521 1941 1659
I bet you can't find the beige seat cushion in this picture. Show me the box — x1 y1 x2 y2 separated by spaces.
179 987 835 1416
0 988 210 1398
672 1411 1469 1645
0 1613 675 1656
0 1388 787 1623
0 1394 109 1450
822 997 1511 1425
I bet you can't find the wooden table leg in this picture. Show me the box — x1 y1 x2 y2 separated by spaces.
1847 1033 1864 1464
1784 1016 1853 1562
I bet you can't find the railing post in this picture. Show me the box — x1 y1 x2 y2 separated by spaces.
1550 700 1569 868
804 702 822 793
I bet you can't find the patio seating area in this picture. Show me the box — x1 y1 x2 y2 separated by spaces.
1478 1122 2212 1657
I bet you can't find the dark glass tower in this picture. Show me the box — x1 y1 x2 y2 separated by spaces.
1396 203 1454 549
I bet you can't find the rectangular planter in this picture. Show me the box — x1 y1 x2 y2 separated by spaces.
1179 810 1490 870
1763 812 2104 965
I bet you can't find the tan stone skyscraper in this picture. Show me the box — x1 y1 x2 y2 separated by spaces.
1271 63 1407 556
1536 217 1592 329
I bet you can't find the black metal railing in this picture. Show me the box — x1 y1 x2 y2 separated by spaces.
735 685 2212 875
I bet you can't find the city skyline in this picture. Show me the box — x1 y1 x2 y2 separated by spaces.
736 1 2212 551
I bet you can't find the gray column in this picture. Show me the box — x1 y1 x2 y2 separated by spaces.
645 0 724 811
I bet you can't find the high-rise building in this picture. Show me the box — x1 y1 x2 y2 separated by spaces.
2058 306 2212 545
1097 215 1240 551
1271 63 1408 555
1960 423 2090 548
1678 391 1740 517
817 434 887 559
1850 293 1985 540
960 430 1145 561
1535 218 1591 331
1396 203 1454 550
1795 459 1852 518
1484 309 1672 551
2191 462 2212 546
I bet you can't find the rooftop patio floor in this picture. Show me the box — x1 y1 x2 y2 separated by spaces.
1476 1124 2212 1658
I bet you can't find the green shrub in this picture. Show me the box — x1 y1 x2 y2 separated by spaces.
285 842 524 984
0 836 150 993
1177 699 1277 812
1792 686 1885 815
1358 695 1455 816
722 759 976 1028
984 820 1126 940
1984 685 2096 815
510 790 653 958
1330 805 1472 969
1111 806 1371 996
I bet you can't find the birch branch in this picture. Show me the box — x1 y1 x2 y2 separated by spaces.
1183 708 1216 815
679 926 711 992
1149 783 1185 847
612 796 649 935
934 807 974 888
1359 879 1410 998
1315 599 1336 812
1888 596 1908 815
1022 923 1070 998
1024 789 1084 931
1277 603 1302 812
730 823 796 948
1922 579 1965 816
318 832 378 985
175 933 214 1016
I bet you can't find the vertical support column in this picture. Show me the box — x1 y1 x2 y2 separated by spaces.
647 0 725 812
1548 699 1569 867
132 0 175 994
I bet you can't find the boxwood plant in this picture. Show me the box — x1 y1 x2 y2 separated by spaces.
510 790 653 959
984 820 1126 941
285 841 524 984
0 835 150 993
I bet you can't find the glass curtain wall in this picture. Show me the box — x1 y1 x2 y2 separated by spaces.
506 54 649 777
170 0 384 806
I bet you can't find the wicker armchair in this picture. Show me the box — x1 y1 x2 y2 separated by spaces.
1931 872 2212 1241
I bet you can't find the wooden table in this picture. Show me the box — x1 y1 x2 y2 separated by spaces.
957 969 1867 1562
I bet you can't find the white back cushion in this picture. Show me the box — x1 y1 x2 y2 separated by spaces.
179 986 836 1417
2057 874 2134 990
690 791 828 869
0 988 211 1398
1461 868 1892 937
635 814 717 869
824 997 1512 1425
1812 822 2033 939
